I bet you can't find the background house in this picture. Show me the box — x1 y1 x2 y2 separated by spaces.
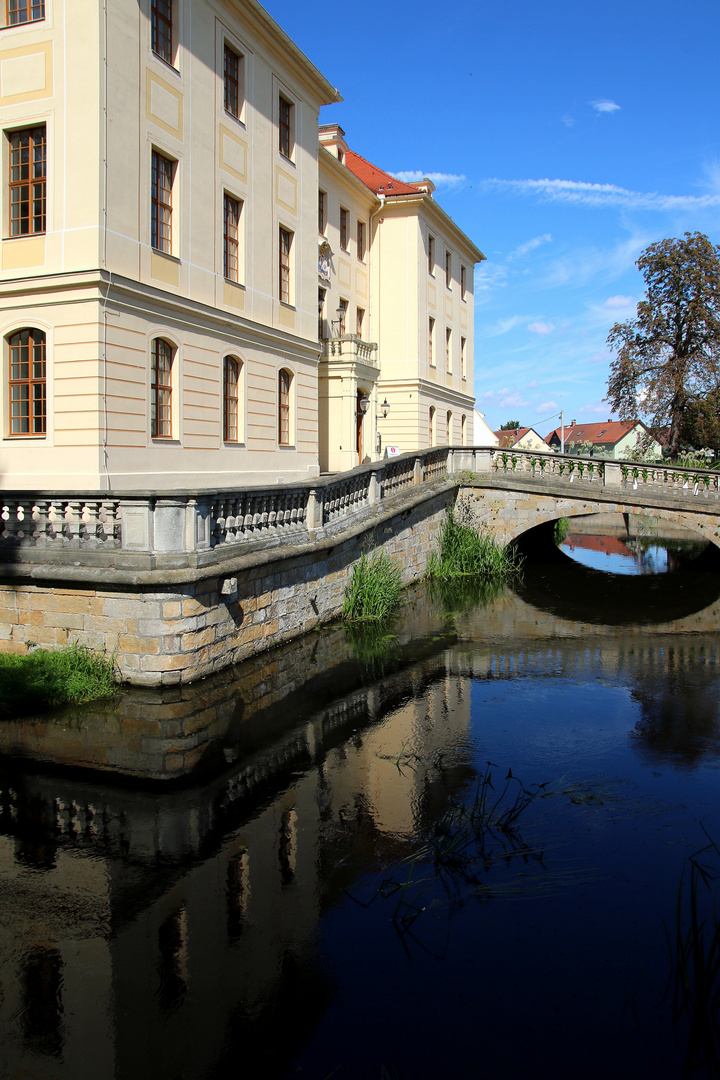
493 426 548 451
545 420 662 459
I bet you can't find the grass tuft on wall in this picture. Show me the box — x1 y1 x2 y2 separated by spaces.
342 550 403 623
0 642 118 716
426 507 523 582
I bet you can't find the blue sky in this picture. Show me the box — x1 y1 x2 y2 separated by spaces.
267 0 720 436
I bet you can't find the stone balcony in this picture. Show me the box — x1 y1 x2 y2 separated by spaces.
320 335 379 365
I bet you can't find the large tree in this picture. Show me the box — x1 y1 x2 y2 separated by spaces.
605 232 720 459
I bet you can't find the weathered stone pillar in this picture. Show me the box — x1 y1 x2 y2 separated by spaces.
306 488 323 531
604 462 622 487
414 457 423 484
475 449 492 473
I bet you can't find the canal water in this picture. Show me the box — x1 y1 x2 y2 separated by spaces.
1 522 720 1079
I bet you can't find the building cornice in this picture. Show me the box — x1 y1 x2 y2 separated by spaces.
222 0 342 107
379 195 485 264
0 269 323 361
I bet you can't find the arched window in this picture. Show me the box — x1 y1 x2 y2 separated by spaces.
429 405 436 447
223 356 241 442
151 338 173 438
278 368 292 445
9 328 46 435
446 411 452 444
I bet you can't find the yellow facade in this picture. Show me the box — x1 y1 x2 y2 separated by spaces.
0 3 481 491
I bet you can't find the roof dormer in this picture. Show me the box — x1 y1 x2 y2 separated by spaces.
319 123 348 162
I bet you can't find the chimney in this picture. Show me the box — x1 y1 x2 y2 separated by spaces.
570 418 576 426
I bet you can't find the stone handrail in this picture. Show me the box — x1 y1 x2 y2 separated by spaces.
0 447 451 561
321 336 379 365
2 446 719 568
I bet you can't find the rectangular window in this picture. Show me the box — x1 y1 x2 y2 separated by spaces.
445 250 452 288
151 150 173 253
278 368 291 445
461 265 466 301
7 0 44 24
279 226 292 304
428 317 435 365
446 327 452 372
357 220 365 261
461 336 466 379
318 190 326 234
9 126 46 237
428 235 435 275
340 207 348 251
151 0 173 64
338 298 347 337
151 339 173 439
279 95 293 159
356 307 364 338
223 357 240 442
224 44 241 119
223 193 241 281
9 328 45 435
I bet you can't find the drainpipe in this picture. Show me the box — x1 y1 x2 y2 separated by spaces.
369 194 385 458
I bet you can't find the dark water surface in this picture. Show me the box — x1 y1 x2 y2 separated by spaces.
2 538 720 1079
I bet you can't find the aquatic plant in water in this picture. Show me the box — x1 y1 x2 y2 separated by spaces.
426 505 523 582
347 763 549 936
342 550 403 623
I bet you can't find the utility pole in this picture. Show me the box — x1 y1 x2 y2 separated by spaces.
560 410 565 455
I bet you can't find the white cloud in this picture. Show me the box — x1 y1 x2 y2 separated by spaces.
527 321 555 335
561 114 575 128
498 391 529 409
484 177 720 212
592 100 621 113
600 295 635 311
508 233 553 259
481 315 526 337
393 170 466 189
536 400 558 413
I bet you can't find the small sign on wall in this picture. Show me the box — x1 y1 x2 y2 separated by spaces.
385 446 401 458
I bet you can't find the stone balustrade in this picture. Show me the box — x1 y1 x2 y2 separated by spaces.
321 335 379 364
2 447 719 571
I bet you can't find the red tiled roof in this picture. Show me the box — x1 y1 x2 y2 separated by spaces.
344 150 425 197
564 534 634 557
545 420 636 446
493 427 531 448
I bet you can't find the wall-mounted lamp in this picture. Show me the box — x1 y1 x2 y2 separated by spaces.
359 395 370 415
379 397 390 419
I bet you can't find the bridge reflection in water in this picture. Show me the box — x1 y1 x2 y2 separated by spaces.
1 560 720 1078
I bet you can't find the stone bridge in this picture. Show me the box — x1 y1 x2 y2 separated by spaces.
451 448 720 551
0 446 718 684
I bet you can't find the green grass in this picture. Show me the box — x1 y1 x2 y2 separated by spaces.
0 642 119 715
342 550 403 623
426 507 523 581
553 516 570 546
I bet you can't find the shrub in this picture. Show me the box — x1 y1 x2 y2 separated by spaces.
342 550 403 623
0 642 118 716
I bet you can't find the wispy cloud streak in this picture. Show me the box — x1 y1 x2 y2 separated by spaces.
485 177 720 211
393 170 466 189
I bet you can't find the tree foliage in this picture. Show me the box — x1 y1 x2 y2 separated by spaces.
605 232 720 458
499 419 521 430
679 387 720 453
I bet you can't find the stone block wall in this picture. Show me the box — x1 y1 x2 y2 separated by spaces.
0 487 454 687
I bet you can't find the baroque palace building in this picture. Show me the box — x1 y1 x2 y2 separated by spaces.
0 0 482 491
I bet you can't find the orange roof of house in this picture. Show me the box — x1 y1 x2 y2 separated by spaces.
493 427 533 447
545 420 637 446
344 150 426 197
564 534 634 557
